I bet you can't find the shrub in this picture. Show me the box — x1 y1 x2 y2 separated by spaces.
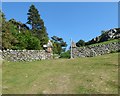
60 50 70 58
26 36 41 50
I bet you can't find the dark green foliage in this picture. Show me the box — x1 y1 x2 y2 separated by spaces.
1 10 6 24
2 22 15 49
99 31 109 42
51 36 67 47
9 19 29 30
0 10 3 49
85 40 95 45
52 42 62 55
51 36 63 42
27 4 49 48
27 5 40 30
60 50 70 58
76 39 85 47
51 36 67 55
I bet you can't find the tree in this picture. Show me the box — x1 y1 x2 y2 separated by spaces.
76 39 85 47
1 12 14 49
27 5 40 30
0 10 6 24
51 36 67 55
0 10 3 49
2 21 17 49
27 4 49 48
1 11 42 50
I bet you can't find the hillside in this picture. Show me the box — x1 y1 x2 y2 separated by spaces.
2 52 119 94
86 28 120 45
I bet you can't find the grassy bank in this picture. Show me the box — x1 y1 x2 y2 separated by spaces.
89 39 119 47
2 53 119 94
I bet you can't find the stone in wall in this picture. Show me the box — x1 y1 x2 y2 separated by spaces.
2 50 53 62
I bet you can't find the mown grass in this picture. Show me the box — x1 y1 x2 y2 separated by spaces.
2 53 119 94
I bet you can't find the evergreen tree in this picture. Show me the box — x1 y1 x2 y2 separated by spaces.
27 4 49 48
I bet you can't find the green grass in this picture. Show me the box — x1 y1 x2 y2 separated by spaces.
79 39 119 48
2 53 119 94
89 39 119 46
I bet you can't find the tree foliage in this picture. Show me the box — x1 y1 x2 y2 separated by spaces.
1 5 68 52
1 10 41 50
51 36 67 55
27 4 49 48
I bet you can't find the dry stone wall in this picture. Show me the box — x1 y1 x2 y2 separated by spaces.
72 42 120 58
2 50 53 62
1 42 119 61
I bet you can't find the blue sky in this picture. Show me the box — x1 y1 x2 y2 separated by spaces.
2 2 118 48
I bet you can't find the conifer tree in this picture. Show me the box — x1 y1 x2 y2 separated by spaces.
27 4 49 48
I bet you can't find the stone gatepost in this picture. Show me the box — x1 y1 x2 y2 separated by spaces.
43 40 53 59
46 40 53 53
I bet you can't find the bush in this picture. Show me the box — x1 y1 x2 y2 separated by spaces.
60 50 70 58
26 36 41 50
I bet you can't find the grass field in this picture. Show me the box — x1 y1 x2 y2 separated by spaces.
2 53 119 94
